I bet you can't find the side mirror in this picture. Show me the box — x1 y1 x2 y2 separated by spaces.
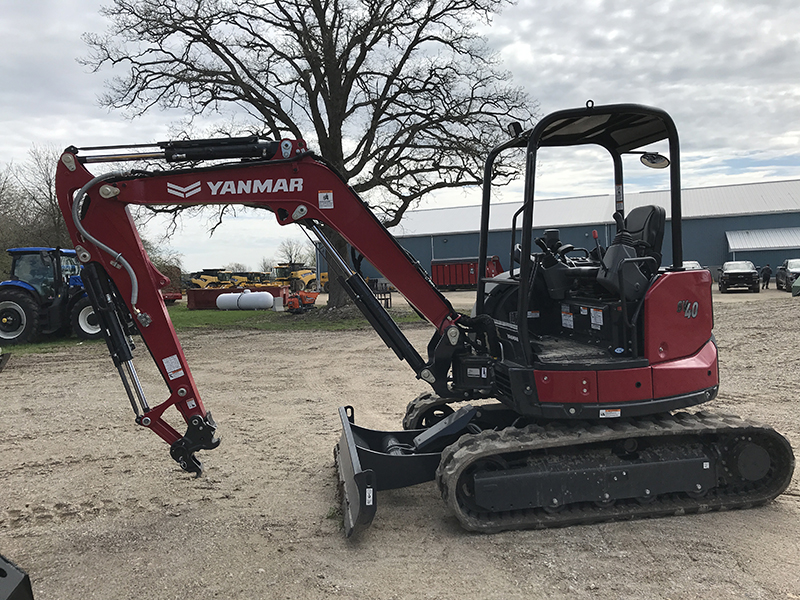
507 122 523 138
640 153 670 169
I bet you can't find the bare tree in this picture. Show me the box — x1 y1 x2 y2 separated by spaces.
140 236 185 271
0 165 21 277
224 261 250 271
14 145 72 249
0 147 74 278
84 0 537 305
257 256 274 273
277 238 312 265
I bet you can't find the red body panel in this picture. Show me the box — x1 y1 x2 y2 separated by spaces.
652 339 719 398
533 270 718 408
643 270 714 365
597 367 654 403
535 370 598 403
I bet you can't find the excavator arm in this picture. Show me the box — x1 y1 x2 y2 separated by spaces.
55 137 493 475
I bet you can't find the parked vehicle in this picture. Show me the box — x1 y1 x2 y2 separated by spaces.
0 247 102 344
718 260 760 293
159 263 183 303
272 263 328 292
188 269 234 288
776 259 800 291
230 271 270 287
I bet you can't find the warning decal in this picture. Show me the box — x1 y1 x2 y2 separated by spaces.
561 304 574 329
591 308 604 330
162 354 184 381
319 191 334 209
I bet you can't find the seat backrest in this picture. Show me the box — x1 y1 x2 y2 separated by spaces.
624 205 666 269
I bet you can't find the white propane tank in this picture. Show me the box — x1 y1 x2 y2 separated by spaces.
216 289 274 310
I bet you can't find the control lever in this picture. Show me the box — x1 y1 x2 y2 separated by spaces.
592 229 604 259
557 243 575 257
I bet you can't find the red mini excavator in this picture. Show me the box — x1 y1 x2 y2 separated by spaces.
55 103 794 537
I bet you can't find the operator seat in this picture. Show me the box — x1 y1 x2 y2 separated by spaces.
624 205 666 276
596 205 665 301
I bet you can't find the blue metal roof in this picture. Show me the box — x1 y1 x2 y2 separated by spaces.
726 227 800 252
392 179 800 238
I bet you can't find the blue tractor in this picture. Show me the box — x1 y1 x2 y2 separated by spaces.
0 247 102 345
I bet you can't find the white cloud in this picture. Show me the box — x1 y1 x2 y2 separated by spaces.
4 0 800 268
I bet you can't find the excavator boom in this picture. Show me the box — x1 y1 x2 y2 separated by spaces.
55 136 474 475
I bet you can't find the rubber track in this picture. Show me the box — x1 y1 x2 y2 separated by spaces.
436 411 795 533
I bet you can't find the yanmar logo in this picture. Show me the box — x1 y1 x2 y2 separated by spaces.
167 179 304 197
167 182 201 198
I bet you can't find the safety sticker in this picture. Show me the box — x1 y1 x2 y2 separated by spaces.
600 409 621 418
318 190 334 209
561 305 574 329
162 354 184 381
365 487 374 506
580 306 588 315
591 308 604 330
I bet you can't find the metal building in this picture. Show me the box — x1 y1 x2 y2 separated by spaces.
384 179 800 280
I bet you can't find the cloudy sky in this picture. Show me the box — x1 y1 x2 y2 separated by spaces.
2 0 800 271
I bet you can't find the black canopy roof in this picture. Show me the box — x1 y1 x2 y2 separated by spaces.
530 103 676 154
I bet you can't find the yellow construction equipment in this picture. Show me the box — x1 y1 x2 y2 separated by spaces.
271 263 327 291
188 269 234 288
230 271 270 287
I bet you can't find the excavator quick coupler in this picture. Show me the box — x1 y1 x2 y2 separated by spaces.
169 412 221 477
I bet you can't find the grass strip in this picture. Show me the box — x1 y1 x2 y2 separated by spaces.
2 302 427 355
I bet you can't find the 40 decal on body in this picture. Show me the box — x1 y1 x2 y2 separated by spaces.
677 300 699 319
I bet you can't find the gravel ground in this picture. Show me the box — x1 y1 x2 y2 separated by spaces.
1 287 799 600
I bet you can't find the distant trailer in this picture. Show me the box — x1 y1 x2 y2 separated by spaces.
430 255 503 289
161 290 183 304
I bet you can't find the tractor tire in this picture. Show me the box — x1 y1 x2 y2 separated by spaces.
71 296 103 340
0 288 41 345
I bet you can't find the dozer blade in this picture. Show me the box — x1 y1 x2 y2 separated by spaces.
335 406 377 537
334 405 453 536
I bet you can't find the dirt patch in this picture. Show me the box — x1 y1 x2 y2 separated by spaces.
1 293 799 600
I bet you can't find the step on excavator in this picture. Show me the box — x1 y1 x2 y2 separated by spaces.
54 103 795 537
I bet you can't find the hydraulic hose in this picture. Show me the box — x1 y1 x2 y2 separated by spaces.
71 171 142 308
